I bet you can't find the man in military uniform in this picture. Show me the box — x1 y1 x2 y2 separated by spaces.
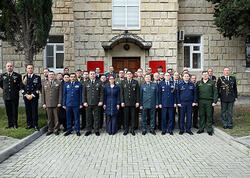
100 75 108 129
159 73 177 135
208 68 216 81
105 66 116 79
42 68 49 84
42 71 62 136
95 67 102 80
153 73 161 130
21 64 41 131
83 71 104 136
140 74 158 135
217 67 238 129
120 71 140 136
173 72 181 130
190 75 199 129
0 62 22 129
196 71 218 136
177 73 197 135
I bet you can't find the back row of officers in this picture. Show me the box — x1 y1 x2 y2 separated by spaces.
0 63 238 137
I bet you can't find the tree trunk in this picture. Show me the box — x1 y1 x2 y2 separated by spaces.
24 47 33 66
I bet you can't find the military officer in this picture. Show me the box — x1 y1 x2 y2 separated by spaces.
173 72 181 130
177 73 197 135
140 74 158 135
21 64 41 131
0 62 22 129
105 66 116 79
42 68 49 84
159 73 177 135
95 67 102 80
190 75 199 129
42 71 62 136
217 67 238 129
120 71 140 136
208 68 217 81
100 75 108 129
196 71 218 136
63 73 83 136
153 73 162 130
83 70 104 136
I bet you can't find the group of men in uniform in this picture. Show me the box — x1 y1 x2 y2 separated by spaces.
0 62 238 137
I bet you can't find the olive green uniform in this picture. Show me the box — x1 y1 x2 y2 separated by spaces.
196 79 218 132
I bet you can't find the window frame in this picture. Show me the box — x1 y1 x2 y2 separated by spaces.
112 0 141 30
183 35 203 71
44 42 64 73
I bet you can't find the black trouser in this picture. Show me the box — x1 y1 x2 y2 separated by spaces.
124 106 136 132
135 108 140 130
4 99 19 127
173 107 180 130
193 105 199 128
155 108 162 130
86 105 100 132
58 107 67 129
99 107 104 129
81 107 86 129
117 108 124 130
24 98 38 127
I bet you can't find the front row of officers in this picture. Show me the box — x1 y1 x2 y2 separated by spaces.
0 62 238 137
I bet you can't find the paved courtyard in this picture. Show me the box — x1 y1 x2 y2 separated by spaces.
0 129 250 178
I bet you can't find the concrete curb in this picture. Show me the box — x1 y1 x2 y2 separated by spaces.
214 127 250 156
0 126 47 163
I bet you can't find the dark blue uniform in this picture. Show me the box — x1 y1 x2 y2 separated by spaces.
21 74 41 129
62 81 82 133
103 84 120 134
105 72 116 79
159 80 176 134
177 81 197 133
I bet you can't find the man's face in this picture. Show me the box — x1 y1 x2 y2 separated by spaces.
164 73 171 81
147 68 152 73
48 72 55 81
157 68 162 73
64 75 70 82
96 68 100 74
64 69 69 74
27 65 34 74
57 74 63 81
208 69 213 76
144 75 151 83
159 72 164 79
202 72 209 80
190 76 196 83
109 67 114 73
76 71 82 78
137 70 143 77
70 74 76 82
44 70 49 77
224 68 230 76
183 74 190 82
100 76 106 83
154 73 159 81
6 63 14 73
83 72 88 79
173 73 179 80
119 71 124 78
89 71 96 80
127 72 132 80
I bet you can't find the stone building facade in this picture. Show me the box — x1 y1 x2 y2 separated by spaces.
0 0 250 95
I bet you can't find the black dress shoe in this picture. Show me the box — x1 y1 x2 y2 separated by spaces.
197 130 204 134
142 131 146 135
223 126 228 129
85 131 91 136
46 131 53 136
161 131 166 135
169 132 173 135
208 132 213 136
76 132 81 136
193 126 199 129
150 130 156 135
5 126 13 129
123 131 128 136
14 125 18 129
179 131 184 135
187 131 193 135
64 132 72 136
131 130 135 136
95 132 100 136
228 126 233 129
55 131 59 136
63 128 67 132
34 127 40 131
26 126 33 129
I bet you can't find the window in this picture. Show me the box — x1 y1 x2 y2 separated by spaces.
246 35 250 68
44 36 64 72
112 0 140 30
183 36 203 70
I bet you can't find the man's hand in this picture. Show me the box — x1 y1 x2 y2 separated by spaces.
218 98 221 102
84 102 88 107
103 105 106 109
98 102 103 106
63 106 66 109
235 98 238 101
80 105 83 109
156 105 158 109
174 104 176 107
140 106 143 110
121 103 125 107
57 104 61 107
117 105 120 110
42 104 46 109
177 104 181 107
136 103 139 108
195 103 198 106
192 103 196 107
212 103 216 107
159 104 162 108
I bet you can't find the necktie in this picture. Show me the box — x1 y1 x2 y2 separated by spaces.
92 80 94 85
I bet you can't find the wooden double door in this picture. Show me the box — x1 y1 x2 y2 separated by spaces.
112 57 140 74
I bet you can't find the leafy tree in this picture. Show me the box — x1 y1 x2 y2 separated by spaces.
207 0 250 39
0 0 53 65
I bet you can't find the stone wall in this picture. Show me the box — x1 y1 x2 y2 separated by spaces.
178 0 250 95
73 0 179 72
